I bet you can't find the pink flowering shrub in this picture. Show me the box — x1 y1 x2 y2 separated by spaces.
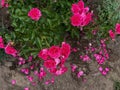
0 0 120 89
28 8 42 21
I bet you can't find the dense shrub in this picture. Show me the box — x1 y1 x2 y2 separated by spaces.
6 0 79 58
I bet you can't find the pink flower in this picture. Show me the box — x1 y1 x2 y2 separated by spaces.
115 23 120 34
11 80 16 85
38 48 48 60
71 4 80 14
77 70 84 78
105 67 110 72
26 76 33 82
80 55 91 62
71 64 77 72
44 59 56 69
70 14 82 26
55 66 68 75
28 8 42 21
5 44 17 56
0 36 4 48
24 87 29 90
102 70 107 75
1 0 8 7
99 66 103 72
38 68 46 79
82 12 92 26
61 42 71 59
48 46 61 59
109 30 115 40
78 0 84 10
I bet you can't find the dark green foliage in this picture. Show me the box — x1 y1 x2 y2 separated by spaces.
7 0 80 58
96 0 120 38
114 81 120 90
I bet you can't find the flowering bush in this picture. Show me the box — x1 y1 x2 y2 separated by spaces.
6 0 75 58
0 0 120 90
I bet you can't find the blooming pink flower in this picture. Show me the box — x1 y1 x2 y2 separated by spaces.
48 46 61 59
55 66 68 75
115 23 120 34
78 0 84 10
99 66 103 72
26 76 33 82
71 64 77 72
11 80 16 85
105 67 110 72
1 0 8 7
5 44 17 56
70 14 82 26
24 87 29 90
61 42 71 59
38 48 48 60
80 55 91 62
28 8 42 21
77 70 84 78
44 59 56 69
71 4 80 14
109 30 115 40
38 68 46 79
102 70 107 75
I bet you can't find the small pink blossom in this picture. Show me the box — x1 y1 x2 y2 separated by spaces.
72 48 78 52
24 87 29 90
1 0 8 7
80 55 91 62
71 64 77 72
11 80 16 85
55 66 68 75
92 30 97 35
45 80 50 85
0 36 4 48
115 23 120 34
28 8 42 21
38 67 46 79
109 30 115 40
77 71 84 78
21 68 29 75
99 66 103 72
105 67 110 72
61 42 71 59
102 70 107 75
38 48 48 60
26 76 33 82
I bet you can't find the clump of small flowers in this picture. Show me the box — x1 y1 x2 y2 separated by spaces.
70 0 93 30
38 42 71 76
